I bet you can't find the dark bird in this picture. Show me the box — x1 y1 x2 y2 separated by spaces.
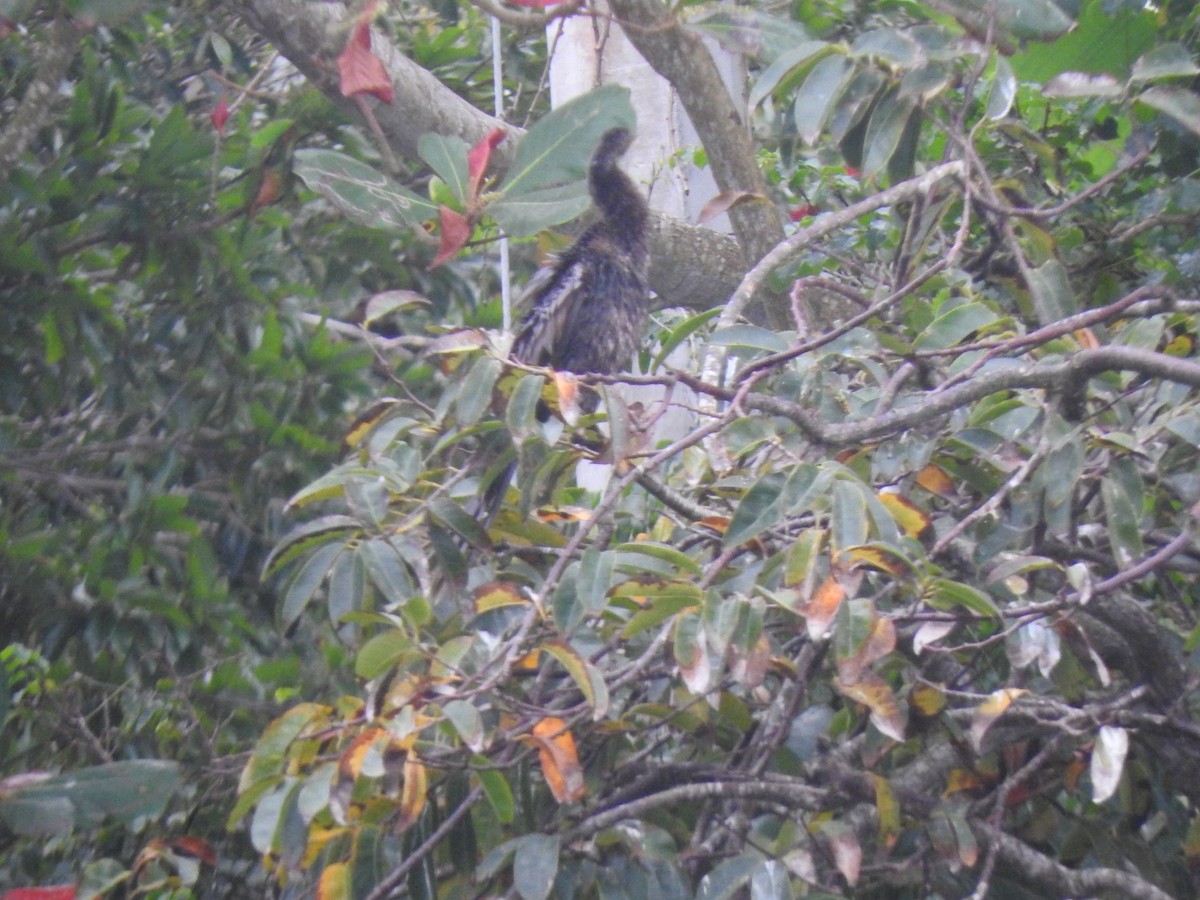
510 126 650 375
481 126 651 523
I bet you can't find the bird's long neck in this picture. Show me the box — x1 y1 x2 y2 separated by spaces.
589 148 649 260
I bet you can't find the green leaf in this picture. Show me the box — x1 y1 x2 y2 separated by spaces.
359 538 415 605
986 57 1017 120
914 302 999 350
710 325 790 353
577 548 616 614
489 182 591 237
280 542 343 630
650 307 722 373
418 132 470 204
472 757 515 824
1138 87 1200 139
541 639 610 719
795 54 854 145
1131 43 1200 83
513 833 561 900
862 91 917 178
294 148 439 229
355 628 416 680
1026 259 1075 326
0 760 181 837
620 585 703 639
748 41 831 110
443 700 486 752
239 703 331 792
455 355 503 426
263 514 360 577
697 850 764 899
830 479 868 555
685 7 814 63
725 464 822 548
614 541 703 577
327 544 367 627
498 85 635 198
506 373 545 439
1101 471 1143 568
850 28 919 67
927 579 1001 619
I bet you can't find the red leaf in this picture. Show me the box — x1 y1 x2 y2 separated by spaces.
2 888 77 900
431 206 471 268
338 21 394 103
209 95 229 135
467 128 507 201
789 203 818 221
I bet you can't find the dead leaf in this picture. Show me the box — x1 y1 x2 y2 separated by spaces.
529 717 586 803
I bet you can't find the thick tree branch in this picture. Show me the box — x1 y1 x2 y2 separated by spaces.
232 0 744 310
605 0 789 327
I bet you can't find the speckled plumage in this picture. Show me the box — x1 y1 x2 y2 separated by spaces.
510 126 650 377
479 127 650 527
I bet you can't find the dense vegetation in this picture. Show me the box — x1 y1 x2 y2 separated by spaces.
4 0 1200 897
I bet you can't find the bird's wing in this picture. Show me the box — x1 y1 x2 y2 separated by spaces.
510 259 586 366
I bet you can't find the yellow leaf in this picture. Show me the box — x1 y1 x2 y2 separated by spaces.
872 774 900 849
910 682 946 716
877 491 932 539
474 581 531 614
969 688 1026 753
317 862 350 900
397 752 427 832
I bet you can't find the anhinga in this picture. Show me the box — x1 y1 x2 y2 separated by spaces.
481 126 650 523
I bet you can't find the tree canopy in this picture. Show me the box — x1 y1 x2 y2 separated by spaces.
4 0 1200 898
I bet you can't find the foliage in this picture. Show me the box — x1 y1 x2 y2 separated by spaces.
5 0 1200 898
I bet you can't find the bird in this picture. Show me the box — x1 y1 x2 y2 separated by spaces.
480 126 651 525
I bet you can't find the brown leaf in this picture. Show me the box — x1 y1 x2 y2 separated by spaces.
697 190 768 225
799 573 844 639
431 206 471 268
338 19 394 103
835 672 906 742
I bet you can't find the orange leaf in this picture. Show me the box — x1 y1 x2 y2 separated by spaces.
915 464 956 498
834 672 906 742
552 371 580 425
800 573 845 639
338 20 394 103
467 128 507 200
1073 327 1100 349
397 752 427 832
431 206 471 268
530 717 586 803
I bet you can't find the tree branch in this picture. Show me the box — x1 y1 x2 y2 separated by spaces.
232 0 746 311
